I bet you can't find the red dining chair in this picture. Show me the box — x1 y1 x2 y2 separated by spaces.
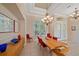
47 33 58 41
26 34 33 42
47 33 52 38
37 36 47 48
18 34 21 41
53 37 58 41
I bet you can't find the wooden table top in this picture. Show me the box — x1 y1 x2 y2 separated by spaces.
43 37 69 55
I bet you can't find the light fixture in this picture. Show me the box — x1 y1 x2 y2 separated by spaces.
41 12 54 25
70 8 79 19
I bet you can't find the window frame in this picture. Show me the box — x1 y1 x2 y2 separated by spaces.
0 12 17 33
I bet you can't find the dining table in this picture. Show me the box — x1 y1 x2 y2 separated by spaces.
43 37 69 56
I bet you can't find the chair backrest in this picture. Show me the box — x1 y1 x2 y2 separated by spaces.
47 33 52 38
53 37 58 41
37 36 47 47
37 36 42 43
26 34 30 39
18 34 21 41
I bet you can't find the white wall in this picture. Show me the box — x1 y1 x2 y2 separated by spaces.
0 4 20 33
67 18 79 55
17 4 27 36
0 4 18 22
0 4 26 36
19 19 25 36
0 4 22 44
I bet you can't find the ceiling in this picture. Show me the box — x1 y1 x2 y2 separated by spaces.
35 3 51 9
2 3 24 20
23 3 79 17
22 3 47 16
2 3 79 21
48 3 79 16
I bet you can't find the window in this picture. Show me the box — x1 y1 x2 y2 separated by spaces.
53 21 67 41
34 20 46 36
0 13 17 32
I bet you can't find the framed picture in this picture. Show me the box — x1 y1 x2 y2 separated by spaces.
71 26 76 31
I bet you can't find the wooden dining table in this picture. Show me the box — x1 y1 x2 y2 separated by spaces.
43 37 69 56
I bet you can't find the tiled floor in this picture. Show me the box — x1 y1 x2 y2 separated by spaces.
20 40 51 56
